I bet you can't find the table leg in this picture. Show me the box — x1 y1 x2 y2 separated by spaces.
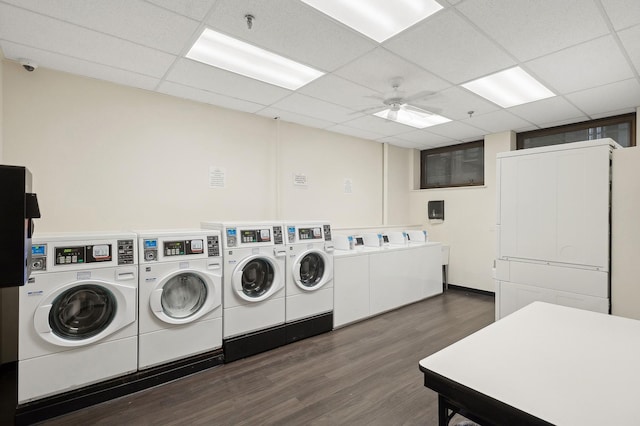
438 394 454 426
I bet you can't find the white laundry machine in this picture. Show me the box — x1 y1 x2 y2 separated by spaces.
18 232 138 404
200 221 286 362
284 222 334 343
136 229 223 370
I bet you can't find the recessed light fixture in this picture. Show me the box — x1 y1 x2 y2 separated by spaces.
374 106 451 129
462 66 555 108
299 0 443 43
186 28 324 90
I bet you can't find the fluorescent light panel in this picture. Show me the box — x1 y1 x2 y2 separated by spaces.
187 28 324 90
374 107 451 129
300 0 443 43
462 67 555 108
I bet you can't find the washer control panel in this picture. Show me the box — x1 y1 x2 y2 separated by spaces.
31 244 47 271
273 225 283 245
323 224 332 241
207 235 220 257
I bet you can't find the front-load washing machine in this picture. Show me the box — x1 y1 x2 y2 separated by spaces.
18 232 137 404
200 221 286 362
284 221 334 343
136 229 223 369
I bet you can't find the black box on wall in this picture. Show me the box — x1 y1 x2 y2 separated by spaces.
428 200 444 221
0 165 40 287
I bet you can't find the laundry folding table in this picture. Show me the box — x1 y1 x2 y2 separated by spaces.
419 301 640 425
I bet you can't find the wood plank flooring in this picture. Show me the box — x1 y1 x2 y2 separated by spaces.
37 289 494 425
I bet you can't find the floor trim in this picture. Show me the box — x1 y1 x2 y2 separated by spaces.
447 284 495 297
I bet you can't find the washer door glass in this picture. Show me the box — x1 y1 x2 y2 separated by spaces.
49 284 116 340
298 253 325 288
161 273 208 319
241 258 274 298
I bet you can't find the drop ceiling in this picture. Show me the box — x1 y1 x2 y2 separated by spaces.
0 0 639 150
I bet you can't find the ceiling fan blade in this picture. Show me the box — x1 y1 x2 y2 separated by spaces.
350 105 387 115
404 104 443 115
403 90 436 103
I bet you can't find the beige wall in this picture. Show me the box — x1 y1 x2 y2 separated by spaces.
2 61 386 231
384 143 413 225
277 121 383 226
408 131 514 292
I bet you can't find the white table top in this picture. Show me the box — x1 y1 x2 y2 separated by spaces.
419 302 640 426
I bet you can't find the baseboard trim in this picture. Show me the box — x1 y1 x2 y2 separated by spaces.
447 284 495 297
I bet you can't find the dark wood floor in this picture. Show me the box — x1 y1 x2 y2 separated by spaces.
37 289 494 425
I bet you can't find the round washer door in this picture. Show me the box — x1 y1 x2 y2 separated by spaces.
149 269 221 325
293 249 332 291
33 280 136 348
232 254 283 302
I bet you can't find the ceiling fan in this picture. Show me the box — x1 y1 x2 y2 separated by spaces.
359 77 441 121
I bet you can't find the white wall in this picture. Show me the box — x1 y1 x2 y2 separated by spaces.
408 131 514 292
2 61 387 231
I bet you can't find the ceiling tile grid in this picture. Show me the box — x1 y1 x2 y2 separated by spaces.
0 0 638 150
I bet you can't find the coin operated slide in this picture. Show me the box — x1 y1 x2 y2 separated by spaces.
0 165 41 288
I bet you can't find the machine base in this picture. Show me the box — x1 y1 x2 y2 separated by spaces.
13 349 224 425
285 312 333 344
223 325 287 363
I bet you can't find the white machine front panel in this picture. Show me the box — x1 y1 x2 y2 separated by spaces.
223 297 285 338
138 317 222 369
18 335 137 403
497 281 609 319
288 247 333 294
285 286 333 322
19 269 138 360
138 261 222 334
497 143 610 269
333 254 370 328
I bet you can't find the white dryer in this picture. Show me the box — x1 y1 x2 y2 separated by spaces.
137 229 223 370
18 232 137 404
284 222 334 343
201 221 286 362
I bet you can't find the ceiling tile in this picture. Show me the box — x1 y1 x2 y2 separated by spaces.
206 0 376 72
297 74 382 111
2 0 201 54
508 96 588 126
457 0 610 61
334 47 451 94
0 3 176 78
394 130 456 146
165 58 291 105
385 9 515 84
269 93 360 124
600 0 640 31
256 108 334 129
618 25 640 73
1 41 161 90
325 124 385 141
463 110 532 134
426 120 487 140
376 137 418 149
157 81 265 113
430 86 500 120
341 115 419 136
565 79 640 116
145 0 218 20
525 36 634 94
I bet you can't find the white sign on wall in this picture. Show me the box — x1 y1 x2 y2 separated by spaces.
344 178 353 194
208 166 226 188
293 173 308 187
